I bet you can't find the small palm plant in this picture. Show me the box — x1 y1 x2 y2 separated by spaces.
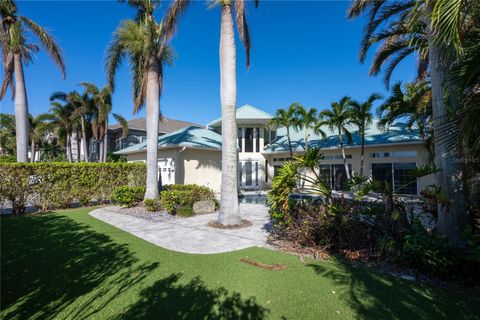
269 103 301 159
320 96 353 179
28 113 53 162
294 105 318 152
106 0 174 199
0 0 66 162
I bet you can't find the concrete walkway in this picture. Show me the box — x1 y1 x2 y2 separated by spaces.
89 203 272 254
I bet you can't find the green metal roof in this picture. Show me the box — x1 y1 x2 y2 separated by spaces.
263 119 423 154
207 104 273 127
115 126 222 154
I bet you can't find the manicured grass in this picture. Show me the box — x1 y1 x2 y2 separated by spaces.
1 208 479 320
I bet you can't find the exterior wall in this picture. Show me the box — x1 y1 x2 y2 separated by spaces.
264 143 435 195
180 149 222 193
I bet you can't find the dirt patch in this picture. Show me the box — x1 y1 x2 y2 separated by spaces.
239 258 287 270
207 219 252 229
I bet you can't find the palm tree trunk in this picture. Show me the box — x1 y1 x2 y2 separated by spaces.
75 129 81 162
360 131 365 177
428 26 466 243
287 127 293 159
98 140 103 163
218 3 241 226
144 56 161 200
305 129 309 152
66 134 73 162
81 116 89 162
103 120 108 162
339 129 350 179
30 140 35 163
13 54 29 162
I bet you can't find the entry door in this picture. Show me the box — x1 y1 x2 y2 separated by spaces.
158 158 175 186
240 160 259 189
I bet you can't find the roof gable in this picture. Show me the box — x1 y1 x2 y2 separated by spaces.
207 104 273 127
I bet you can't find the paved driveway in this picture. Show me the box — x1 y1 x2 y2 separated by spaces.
89 203 272 254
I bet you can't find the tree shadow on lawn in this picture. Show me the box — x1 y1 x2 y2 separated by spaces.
308 261 480 320
116 273 268 320
1 211 268 320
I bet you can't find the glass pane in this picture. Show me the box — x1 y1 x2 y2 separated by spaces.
372 163 393 187
319 165 331 188
245 128 253 152
255 162 259 186
394 162 417 194
238 128 243 152
332 164 350 191
245 161 253 186
264 128 270 145
255 128 260 152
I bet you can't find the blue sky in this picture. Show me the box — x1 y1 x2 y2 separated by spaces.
0 0 416 126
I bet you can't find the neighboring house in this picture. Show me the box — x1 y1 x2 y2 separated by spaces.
87 117 201 161
116 105 434 194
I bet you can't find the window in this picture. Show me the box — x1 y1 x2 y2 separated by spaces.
332 164 351 191
394 162 417 194
238 128 244 152
321 154 352 160
370 151 417 158
265 160 269 182
264 128 270 145
371 162 417 195
274 166 282 177
245 128 254 152
319 165 331 188
255 162 259 186
255 128 260 152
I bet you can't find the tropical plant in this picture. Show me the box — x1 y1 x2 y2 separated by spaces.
350 93 383 177
28 113 53 162
269 103 301 159
106 0 174 200
377 81 434 163
0 0 65 162
48 98 75 162
163 0 259 225
320 96 353 179
0 113 16 155
294 105 318 152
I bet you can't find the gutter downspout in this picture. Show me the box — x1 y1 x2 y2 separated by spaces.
176 147 187 185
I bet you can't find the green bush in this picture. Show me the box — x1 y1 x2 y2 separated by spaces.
160 184 216 215
0 162 146 214
144 198 160 212
0 155 16 163
112 186 145 208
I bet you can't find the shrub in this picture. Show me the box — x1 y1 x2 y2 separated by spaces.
0 162 146 214
0 155 16 163
112 186 145 208
160 184 216 215
144 198 160 212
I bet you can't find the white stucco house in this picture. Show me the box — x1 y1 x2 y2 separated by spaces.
115 105 434 195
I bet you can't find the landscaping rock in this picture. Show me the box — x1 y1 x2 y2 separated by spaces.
193 200 215 214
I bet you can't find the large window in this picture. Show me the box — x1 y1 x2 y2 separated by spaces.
316 164 351 191
245 128 254 152
371 162 417 195
255 128 260 152
238 128 244 151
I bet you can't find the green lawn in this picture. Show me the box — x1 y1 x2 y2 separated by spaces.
1 208 479 320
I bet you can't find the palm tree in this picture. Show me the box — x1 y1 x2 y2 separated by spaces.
377 81 434 163
294 105 318 152
106 0 174 199
78 83 128 162
0 0 65 162
48 101 74 162
320 96 353 180
28 113 53 162
163 0 258 225
350 93 383 177
269 104 301 159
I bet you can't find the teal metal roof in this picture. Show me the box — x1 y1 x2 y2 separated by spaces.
207 104 273 127
263 119 423 154
115 126 222 154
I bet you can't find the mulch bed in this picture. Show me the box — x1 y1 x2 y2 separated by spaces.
207 219 252 229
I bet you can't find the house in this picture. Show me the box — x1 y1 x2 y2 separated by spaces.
115 105 434 195
85 117 201 161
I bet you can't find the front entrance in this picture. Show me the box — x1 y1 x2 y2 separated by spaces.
158 158 175 186
239 160 260 189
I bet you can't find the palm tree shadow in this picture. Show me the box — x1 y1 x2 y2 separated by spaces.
117 273 269 320
1 212 158 320
307 262 480 320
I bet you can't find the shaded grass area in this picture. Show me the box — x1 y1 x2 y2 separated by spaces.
1 208 479 320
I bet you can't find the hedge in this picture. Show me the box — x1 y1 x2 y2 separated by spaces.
160 184 217 217
0 162 146 214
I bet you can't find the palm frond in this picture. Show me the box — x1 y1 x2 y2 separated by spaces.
113 113 129 138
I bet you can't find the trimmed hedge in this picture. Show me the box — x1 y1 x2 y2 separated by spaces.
0 162 146 214
112 186 145 208
160 184 217 217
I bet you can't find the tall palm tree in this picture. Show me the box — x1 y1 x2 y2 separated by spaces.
350 93 383 177
163 0 258 225
106 0 174 199
377 81 434 163
320 96 353 180
348 0 470 242
0 0 65 162
28 113 53 162
269 104 300 159
48 101 74 162
78 83 128 162
294 105 318 152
